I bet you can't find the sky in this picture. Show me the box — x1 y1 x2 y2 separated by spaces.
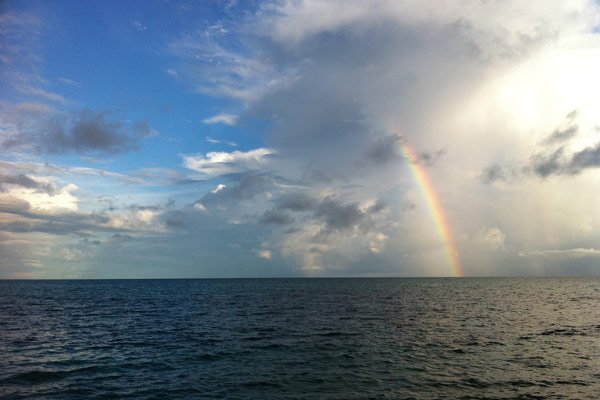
2 0 600 278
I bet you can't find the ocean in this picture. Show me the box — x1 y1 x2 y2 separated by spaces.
0 278 598 399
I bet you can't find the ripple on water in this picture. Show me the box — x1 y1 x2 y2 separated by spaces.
1 278 599 399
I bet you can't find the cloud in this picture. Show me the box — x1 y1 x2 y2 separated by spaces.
61 247 84 262
519 248 600 257
0 11 67 104
206 137 237 146
530 142 600 178
200 174 275 207
203 113 238 125
260 209 295 225
369 232 388 254
365 134 402 165
1 106 152 155
474 227 507 251
483 111 598 181
183 148 276 176
6 1 600 277
480 164 523 184
315 198 366 231
541 110 579 145
256 249 272 260
168 27 281 100
274 192 317 212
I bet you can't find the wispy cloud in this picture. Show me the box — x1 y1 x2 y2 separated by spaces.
205 137 237 147
0 11 67 104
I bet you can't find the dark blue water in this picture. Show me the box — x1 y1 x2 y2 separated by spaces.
1 278 599 399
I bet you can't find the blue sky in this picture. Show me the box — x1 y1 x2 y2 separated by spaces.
2 0 600 278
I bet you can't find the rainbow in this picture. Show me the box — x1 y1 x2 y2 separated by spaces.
399 141 463 277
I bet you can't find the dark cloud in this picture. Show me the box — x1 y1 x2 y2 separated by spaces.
529 143 600 178
164 211 186 229
0 174 58 194
2 108 151 155
485 111 591 180
417 148 446 166
543 125 578 145
366 199 387 214
481 164 506 183
315 198 365 231
480 164 523 184
566 142 600 174
257 189 388 235
530 148 564 178
527 110 592 177
274 192 317 212
260 209 295 225
542 110 578 145
366 134 402 165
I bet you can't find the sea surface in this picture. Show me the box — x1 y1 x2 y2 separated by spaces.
0 278 599 399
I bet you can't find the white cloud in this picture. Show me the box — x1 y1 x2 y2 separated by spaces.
211 183 226 193
7 181 80 212
183 148 276 176
203 113 238 126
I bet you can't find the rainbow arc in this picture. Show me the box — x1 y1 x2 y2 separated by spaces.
399 141 463 277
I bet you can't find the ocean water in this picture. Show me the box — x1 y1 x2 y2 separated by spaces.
0 278 599 399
